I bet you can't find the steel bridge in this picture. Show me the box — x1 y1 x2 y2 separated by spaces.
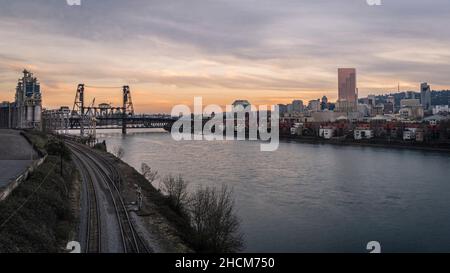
43 84 176 135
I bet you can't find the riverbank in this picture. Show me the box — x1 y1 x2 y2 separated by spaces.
0 131 80 252
280 135 450 153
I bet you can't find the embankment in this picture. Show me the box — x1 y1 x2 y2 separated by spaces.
0 131 80 253
280 135 450 153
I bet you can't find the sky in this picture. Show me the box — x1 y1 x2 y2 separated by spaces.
0 0 450 113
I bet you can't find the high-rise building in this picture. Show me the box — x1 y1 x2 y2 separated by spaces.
338 68 358 111
420 82 432 111
14 70 42 129
291 100 304 113
321 96 328 110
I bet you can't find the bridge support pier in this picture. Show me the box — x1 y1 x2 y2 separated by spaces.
122 120 127 135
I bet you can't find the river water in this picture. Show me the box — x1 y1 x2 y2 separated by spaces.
97 129 450 253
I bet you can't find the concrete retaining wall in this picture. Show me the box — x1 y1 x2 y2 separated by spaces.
0 155 47 202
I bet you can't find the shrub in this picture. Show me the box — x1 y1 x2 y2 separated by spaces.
141 163 158 185
188 185 243 253
161 175 189 213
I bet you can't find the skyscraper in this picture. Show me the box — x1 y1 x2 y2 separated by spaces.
420 82 432 111
338 68 357 111
291 100 304 112
321 96 328 110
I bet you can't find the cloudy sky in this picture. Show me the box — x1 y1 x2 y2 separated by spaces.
0 0 449 113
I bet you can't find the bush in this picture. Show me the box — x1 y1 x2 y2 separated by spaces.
141 163 158 185
93 141 107 152
161 175 189 213
188 185 243 253
45 138 71 161
113 147 125 159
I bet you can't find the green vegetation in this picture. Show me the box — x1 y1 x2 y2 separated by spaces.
0 131 78 253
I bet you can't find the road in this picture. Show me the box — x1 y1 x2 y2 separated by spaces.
68 141 150 253
0 129 37 189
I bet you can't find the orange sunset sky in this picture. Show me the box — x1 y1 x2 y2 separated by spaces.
1 0 450 113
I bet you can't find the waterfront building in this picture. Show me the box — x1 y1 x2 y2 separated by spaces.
290 123 303 136
354 127 373 140
403 126 423 142
319 126 335 139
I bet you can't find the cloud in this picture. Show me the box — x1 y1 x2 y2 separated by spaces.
1 0 450 111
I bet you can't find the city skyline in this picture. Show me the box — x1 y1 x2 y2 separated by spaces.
1 0 450 113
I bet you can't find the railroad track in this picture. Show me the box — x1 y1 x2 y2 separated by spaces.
71 149 102 253
67 141 151 253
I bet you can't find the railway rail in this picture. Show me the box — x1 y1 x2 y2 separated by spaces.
67 141 151 253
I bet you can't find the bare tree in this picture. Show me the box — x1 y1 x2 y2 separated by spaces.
141 163 158 185
189 185 243 253
161 175 189 212
113 146 125 159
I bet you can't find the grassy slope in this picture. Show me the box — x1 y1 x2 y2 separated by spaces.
0 132 78 253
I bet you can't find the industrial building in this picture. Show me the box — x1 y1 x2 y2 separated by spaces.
0 70 42 129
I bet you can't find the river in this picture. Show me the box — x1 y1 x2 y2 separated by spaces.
96 128 450 253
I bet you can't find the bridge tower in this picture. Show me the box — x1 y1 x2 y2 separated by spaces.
72 84 85 135
122 85 134 134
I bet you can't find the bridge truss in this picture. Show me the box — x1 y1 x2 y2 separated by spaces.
43 84 176 136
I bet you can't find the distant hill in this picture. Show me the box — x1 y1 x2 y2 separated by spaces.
361 90 450 106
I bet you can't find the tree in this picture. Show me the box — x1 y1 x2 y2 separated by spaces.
141 163 158 185
45 138 71 176
161 175 189 213
113 146 125 159
188 185 243 253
